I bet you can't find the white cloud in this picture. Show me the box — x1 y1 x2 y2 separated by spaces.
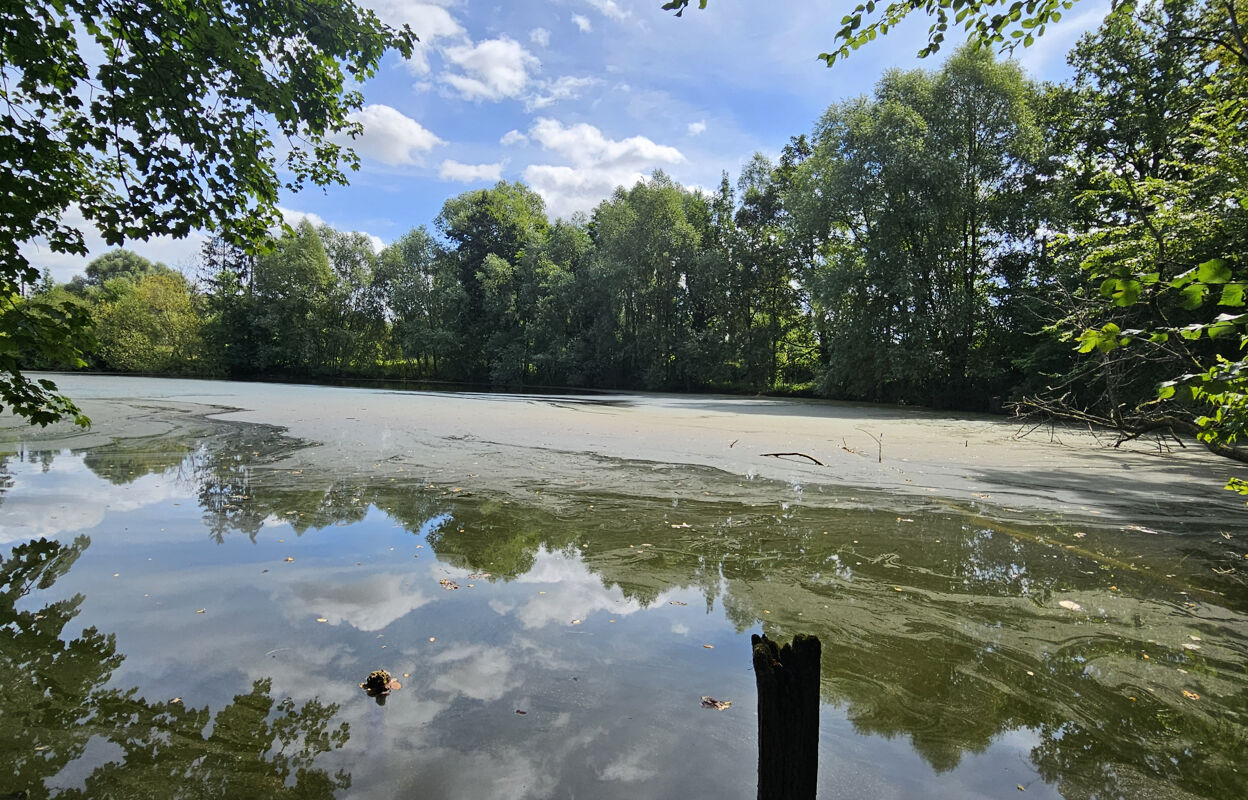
345 104 444 166
528 118 684 169
277 206 326 228
687 120 707 136
500 129 528 146
18 204 205 284
439 160 504 182
526 75 601 111
443 37 540 102
521 118 685 219
359 1 466 75
530 27 551 48
587 0 630 21
363 1 464 38
278 207 384 253
572 14 592 33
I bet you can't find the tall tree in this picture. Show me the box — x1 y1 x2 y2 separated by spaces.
590 173 702 389
251 222 334 373
1 0 414 424
796 46 1043 407
434 182 550 382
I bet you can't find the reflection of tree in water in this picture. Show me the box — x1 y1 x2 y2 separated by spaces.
81 436 194 485
399 495 1247 799
41 427 1248 799
0 448 60 507
0 537 351 800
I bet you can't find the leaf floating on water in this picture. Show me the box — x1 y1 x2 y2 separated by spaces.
700 696 732 710
896 517 915 523
515 709 527 715
1058 600 1082 612
284 557 295 562
1073 532 1087 539
703 644 714 649
669 601 687 606
195 609 206 614
671 523 692 529
439 578 460 591
388 679 402 691
429 637 436 642
316 617 328 623
571 619 582 625
1182 690 1200 700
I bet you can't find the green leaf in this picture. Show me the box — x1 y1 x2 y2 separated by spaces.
1197 258 1231 284
1180 284 1208 310
1220 283 1245 307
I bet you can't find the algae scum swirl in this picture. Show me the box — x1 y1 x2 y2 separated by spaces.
1 392 1246 799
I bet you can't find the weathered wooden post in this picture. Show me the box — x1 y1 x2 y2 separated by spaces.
753 632 821 800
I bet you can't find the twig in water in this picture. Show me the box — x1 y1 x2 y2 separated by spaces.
761 452 825 466
855 427 883 463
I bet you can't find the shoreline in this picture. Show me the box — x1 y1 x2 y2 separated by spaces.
3 372 1243 529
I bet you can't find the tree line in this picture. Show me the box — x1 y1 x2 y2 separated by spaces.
19 2 1248 460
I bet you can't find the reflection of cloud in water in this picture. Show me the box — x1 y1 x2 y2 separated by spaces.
513 548 644 628
488 599 516 615
599 743 660 784
430 643 519 701
285 572 433 632
420 746 558 800
0 453 191 542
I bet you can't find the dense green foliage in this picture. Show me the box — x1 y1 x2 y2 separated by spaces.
0 0 414 424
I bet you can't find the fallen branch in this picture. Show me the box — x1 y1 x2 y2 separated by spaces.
760 452 825 466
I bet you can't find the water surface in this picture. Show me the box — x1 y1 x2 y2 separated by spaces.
1 400 1246 799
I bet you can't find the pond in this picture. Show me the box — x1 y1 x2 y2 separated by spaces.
2 377 1246 799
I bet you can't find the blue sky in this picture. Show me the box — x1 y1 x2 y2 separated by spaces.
28 0 1111 283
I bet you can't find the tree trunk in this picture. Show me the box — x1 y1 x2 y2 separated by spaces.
754 633 821 800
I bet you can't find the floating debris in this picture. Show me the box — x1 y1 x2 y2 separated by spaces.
360 670 401 697
700 696 732 710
